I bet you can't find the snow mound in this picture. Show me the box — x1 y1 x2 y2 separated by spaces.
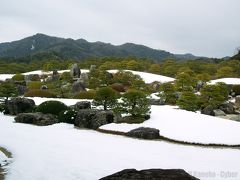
100 105 240 145
209 78 240 85
108 70 175 83
0 74 14 81
0 113 240 180
0 150 9 168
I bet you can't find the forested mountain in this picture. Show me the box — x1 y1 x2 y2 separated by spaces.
0 34 202 62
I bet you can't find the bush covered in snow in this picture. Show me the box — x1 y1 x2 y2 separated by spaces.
36 100 68 115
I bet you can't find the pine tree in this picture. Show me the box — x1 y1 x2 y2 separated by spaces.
93 87 117 110
177 91 199 111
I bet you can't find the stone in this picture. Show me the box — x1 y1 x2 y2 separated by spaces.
79 73 89 87
219 102 235 114
90 65 96 72
70 63 81 78
126 127 160 139
149 98 165 105
235 96 240 107
100 169 199 180
201 106 214 116
196 80 205 91
72 81 86 93
52 70 58 76
6 97 35 115
15 112 58 126
24 74 40 81
111 83 126 92
17 85 27 95
74 101 91 110
213 109 226 116
152 82 161 91
40 85 48 90
74 109 115 129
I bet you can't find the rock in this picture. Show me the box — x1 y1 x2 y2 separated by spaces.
149 98 165 105
24 74 40 81
79 73 89 87
235 96 240 107
213 109 226 116
219 102 235 114
6 97 35 115
74 101 91 110
219 114 240 121
126 127 160 139
40 85 48 90
201 106 214 116
100 169 199 180
70 63 81 78
52 70 58 76
15 112 58 126
90 65 96 72
196 80 205 91
74 109 114 129
111 83 126 92
17 85 27 95
72 81 86 93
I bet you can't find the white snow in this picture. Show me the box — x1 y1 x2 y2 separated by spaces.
0 74 14 81
108 70 175 83
0 114 240 180
100 105 240 145
30 44 35 50
0 150 8 166
209 78 240 85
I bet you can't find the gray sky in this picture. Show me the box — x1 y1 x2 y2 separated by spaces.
1 0 240 58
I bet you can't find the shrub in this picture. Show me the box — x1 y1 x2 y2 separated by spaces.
60 72 72 81
73 90 96 99
232 85 240 96
12 74 25 81
121 89 150 117
58 109 77 124
177 91 199 111
158 82 178 105
36 100 69 115
27 81 42 90
93 87 117 110
25 90 56 98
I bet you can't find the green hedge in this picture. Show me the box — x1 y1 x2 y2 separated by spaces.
36 100 68 115
25 90 56 98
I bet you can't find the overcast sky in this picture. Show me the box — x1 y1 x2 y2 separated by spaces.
0 0 240 58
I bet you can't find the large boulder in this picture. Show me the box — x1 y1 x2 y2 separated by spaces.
213 109 226 116
15 112 58 126
74 109 115 129
100 169 199 180
126 127 160 139
72 81 86 93
7 98 35 115
70 64 81 78
79 73 89 87
219 102 235 114
235 96 240 107
74 101 91 110
201 106 214 116
149 98 165 105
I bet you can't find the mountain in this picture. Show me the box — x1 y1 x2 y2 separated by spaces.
0 33 202 62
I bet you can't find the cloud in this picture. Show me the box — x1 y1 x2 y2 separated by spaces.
0 0 240 57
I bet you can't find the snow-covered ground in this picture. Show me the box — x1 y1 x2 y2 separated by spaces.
0 69 174 84
0 74 14 81
0 114 240 180
108 70 175 83
209 78 240 85
0 150 8 166
100 105 240 145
